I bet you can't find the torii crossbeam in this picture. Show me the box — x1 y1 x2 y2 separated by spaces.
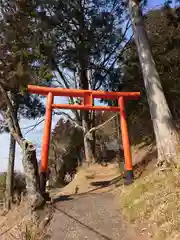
28 85 140 194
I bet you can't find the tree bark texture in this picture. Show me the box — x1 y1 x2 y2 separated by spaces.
128 0 180 164
5 98 18 210
22 140 44 210
5 134 16 210
80 65 95 165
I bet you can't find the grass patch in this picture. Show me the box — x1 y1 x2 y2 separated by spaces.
22 221 50 240
120 165 180 240
22 224 43 240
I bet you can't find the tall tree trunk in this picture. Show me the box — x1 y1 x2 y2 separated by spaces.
82 109 95 165
80 66 95 165
5 134 16 210
5 96 18 210
78 5 95 165
128 0 180 165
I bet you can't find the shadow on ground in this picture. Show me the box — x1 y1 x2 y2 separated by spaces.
53 195 74 204
90 175 122 187
52 175 124 204
52 147 157 205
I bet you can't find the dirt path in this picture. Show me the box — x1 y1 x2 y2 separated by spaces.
0 163 150 239
50 191 145 240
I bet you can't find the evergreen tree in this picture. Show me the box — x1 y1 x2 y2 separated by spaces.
127 0 180 165
32 0 129 164
0 0 55 209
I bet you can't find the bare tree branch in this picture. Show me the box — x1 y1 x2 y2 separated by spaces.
23 118 45 135
52 61 81 122
22 111 64 135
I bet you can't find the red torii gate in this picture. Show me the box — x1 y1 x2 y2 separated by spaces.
28 85 140 193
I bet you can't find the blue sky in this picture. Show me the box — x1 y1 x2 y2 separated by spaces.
0 0 167 172
148 0 177 8
148 0 164 7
